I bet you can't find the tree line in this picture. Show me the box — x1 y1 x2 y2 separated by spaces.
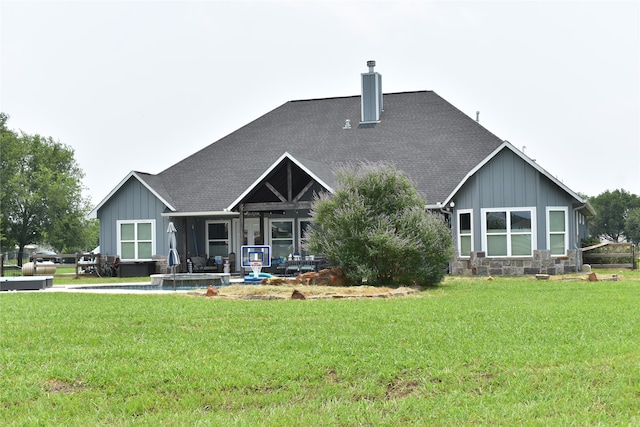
0 113 98 265
588 189 640 245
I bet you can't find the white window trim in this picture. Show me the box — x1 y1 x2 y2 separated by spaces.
546 206 569 257
481 207 537 257
269 218 295 255
116 219 156 261
457 209 473 258
206 219 231 258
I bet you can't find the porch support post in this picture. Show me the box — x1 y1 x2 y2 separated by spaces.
181 217 188 272
239 203 245 247
259 212 265 245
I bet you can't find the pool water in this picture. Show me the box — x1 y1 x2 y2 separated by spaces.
75 283 223 291
150 273 231 287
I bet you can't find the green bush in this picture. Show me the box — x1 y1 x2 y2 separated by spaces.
306 163 454 287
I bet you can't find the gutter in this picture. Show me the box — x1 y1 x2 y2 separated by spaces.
161 211 239 218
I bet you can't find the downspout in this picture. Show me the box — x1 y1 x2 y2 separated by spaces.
439 202 454 229
572 204 587 272
435 202 454 273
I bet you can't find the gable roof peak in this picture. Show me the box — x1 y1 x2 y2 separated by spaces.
225 152 335 212
88 170 176 218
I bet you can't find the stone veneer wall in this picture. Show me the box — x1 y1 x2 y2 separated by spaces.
451 249 580 276
152 255 170 274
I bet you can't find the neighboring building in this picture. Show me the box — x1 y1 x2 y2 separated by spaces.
90 61 594 276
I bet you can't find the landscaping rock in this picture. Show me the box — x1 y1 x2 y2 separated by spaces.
328 267 349 286
297 272 317 285
291 289 306 300
261 277 287 286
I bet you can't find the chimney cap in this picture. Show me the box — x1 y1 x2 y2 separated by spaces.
366 60 376 72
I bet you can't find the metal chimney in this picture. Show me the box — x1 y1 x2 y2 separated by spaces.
361 60 383 124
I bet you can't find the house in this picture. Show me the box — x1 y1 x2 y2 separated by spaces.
89 61 594 276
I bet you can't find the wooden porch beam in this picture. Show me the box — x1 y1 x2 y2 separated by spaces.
242 201 313 211
293 180 314 203
265 181 287 203
287 162 292 202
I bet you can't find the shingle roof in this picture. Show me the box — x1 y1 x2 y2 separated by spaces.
135 172 176 211
152 90 504 212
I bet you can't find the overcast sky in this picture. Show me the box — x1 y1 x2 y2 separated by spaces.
2 0 639 206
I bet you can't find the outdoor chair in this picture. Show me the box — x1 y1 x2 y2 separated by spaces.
285 264 300 276
300 264 316 273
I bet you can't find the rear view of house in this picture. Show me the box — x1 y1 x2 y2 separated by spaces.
90 61 594 276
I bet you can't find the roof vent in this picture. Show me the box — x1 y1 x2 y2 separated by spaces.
343 119 351 129
361 60 383 124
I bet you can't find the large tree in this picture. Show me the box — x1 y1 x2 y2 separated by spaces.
588 189 640 242
0 113 96 263
625 208 640 245
306 162 454 287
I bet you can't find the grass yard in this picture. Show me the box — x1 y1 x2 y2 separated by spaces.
1 272 639 426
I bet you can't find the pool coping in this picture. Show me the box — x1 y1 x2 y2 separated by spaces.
2 278 246 294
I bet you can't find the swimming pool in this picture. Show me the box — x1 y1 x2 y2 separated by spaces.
71 273 243 292
73 283 218 292
150 272 231 287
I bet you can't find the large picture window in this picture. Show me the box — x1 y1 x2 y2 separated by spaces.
117 220 155 260
481 208 536 257
207 221 230 257
547 207 568 256
457 210 473 257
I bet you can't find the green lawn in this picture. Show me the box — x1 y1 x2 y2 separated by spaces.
1 272 639 426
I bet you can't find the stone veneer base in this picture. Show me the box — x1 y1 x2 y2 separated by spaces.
450 250 580 276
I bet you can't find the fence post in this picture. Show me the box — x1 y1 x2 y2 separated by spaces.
1 253 4 277
75 253 80 279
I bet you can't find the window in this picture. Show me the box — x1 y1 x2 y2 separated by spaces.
207 221 230 257
298 219 312 256
458 210 473 257
117 220 155 260
481 208 536 257
270 219 294 259
547 207 568 256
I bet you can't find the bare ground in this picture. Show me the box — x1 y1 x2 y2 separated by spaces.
189 284 419 300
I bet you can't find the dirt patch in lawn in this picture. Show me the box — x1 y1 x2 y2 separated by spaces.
189 284 418 300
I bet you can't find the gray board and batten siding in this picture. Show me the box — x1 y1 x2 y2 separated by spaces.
452 147 582 252
98 176 171 258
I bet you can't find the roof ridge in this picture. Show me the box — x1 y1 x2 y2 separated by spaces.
289 90 433 104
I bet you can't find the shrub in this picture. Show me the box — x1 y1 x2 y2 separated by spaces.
306 163 454 287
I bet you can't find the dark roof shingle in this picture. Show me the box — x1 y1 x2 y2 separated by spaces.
155 91 504 212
